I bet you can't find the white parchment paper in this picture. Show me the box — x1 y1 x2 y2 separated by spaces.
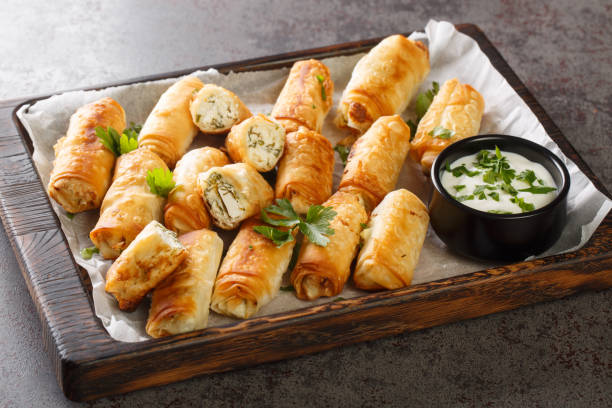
17 20 611 342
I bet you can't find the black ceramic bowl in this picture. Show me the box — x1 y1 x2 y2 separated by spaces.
429 135 570 261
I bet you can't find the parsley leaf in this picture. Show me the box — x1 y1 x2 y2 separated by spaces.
316 74 326 101
455 194 475 202
488 210 512 214
518 186 557 194
501 182 518 196
429 126 455 139
254 200 336 247
450 164 481 178
489 191 500 201
510 197 535 212
146 168 175 198
415 81 439 120
95 124 140 156
80 246 99 260
65 212 75 219
454 185 466 191
407 119 417 141
260 199 300 227
253 225 294 247
334 144 350 166
518 169 537 186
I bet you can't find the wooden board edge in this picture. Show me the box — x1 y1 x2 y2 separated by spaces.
62 249 612 401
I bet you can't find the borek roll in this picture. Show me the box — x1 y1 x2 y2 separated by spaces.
146 229 223 337
354 189 429 290
211 217 296 319
90 149 167 259
339 115 412 212
335 34 430 134
291 191 367 300
48 97 126 213
197 163 274 230
138 76 203 168
275 127 334 214
164 147 230 235
190 83 251 134
105 221 187 311
271 59 334 133
410 78 485 174
225 114 285 172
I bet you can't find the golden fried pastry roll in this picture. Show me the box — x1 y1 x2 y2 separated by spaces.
275 127 334 214
291 191 367 300
335 34 430 134
146 229 223 337
354 189 429 290
211 217 296 319
225 114 285 172
338 115 411 212
197 163 274 230
271 59 334 133
138 76 203 168
410 78 485 174
190 84 251 134
164 147 230 234
90 149 167 259
48 97 126 213
105 221 187 311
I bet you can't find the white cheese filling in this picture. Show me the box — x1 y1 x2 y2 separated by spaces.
246 121 284 170
193 90 238 130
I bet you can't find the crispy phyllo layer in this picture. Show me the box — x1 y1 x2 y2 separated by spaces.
90 149 167 259
197 163 274 230
146 229 223 337
354 189 429 290
339 115 411 212
211 217 296 319
271 59 333 133
410 78 485 174
275 127 334 214
105 221 187 311
190 84 251 134
291 191 367 300
226 114 285 172
138 76 203 168
164 147 230 234
48 97 126 213
335 34 430 134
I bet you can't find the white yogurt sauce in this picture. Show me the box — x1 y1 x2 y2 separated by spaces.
440 149 557 214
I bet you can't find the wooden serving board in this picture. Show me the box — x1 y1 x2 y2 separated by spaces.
1 24 610 401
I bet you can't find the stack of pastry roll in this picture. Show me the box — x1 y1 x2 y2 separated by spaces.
90 148 168 259
211 217 296 319
146 229 223 337
164 147 230 235
271 59 333 134
138 76 203 168
354 189 429 290
197 163 274 230
410 78 485 174
335 34 430 134
47 97 126 213
339 115 412 212
275 127 335 214
190 84 251 134
291 191 367 300
225 114 286 172
105 220 187 311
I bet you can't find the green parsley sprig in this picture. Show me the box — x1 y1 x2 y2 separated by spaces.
253 198 337 247
146 168 176 198
333 144 350 166
429 126 455 139
407 81 440 140
476 146 516 185
95 122 141 157
80 246 99 260
315 74 327 101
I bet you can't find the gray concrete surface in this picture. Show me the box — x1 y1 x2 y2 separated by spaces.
1 0 611 406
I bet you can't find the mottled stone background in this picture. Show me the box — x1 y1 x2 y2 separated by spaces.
0 0 610 407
